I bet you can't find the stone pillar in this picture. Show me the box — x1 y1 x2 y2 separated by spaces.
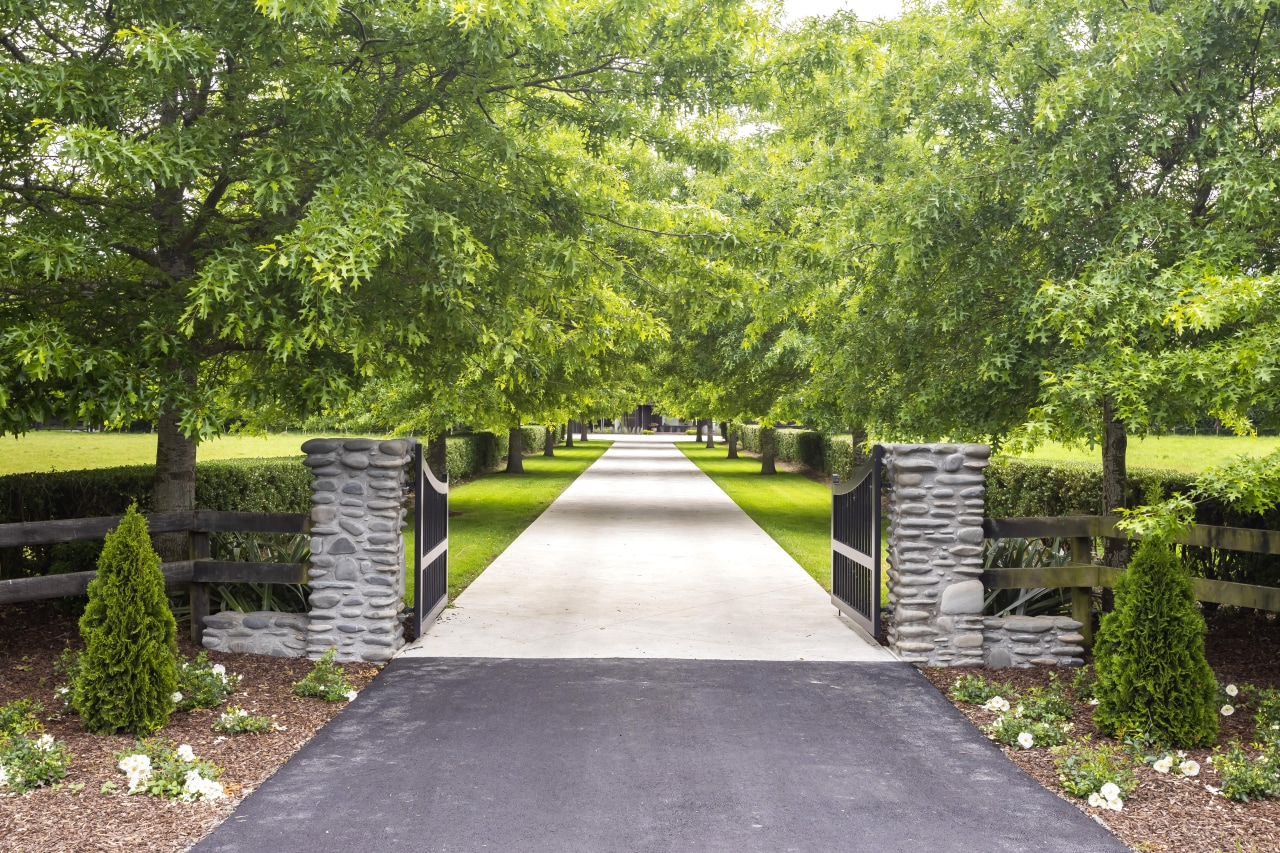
884 443 990 666
302 437 412 663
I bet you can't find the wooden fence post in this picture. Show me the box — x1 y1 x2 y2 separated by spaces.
1070 536 1093 650
190 531 210 644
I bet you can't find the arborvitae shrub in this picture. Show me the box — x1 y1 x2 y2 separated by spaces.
1092 538 1219 747
74 506 178 735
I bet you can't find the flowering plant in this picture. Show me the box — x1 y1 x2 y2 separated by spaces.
987 712 1071 749
1210 741 1280 803
292 649 356 703
114 738 224 802
1053 739 1139 806
175 653 239 712
0 730 73 793
212 707 274 735
949 674 1013 705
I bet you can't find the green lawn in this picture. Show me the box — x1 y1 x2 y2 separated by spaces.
0 430 335 475
1005 434 1280 473
406 441 612 607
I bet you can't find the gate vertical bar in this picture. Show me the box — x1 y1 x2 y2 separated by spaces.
831 444 883 638
413 440 449 637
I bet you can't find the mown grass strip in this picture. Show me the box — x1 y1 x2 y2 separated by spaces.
406 441 612 606
678 443 889 606
0 431 328 475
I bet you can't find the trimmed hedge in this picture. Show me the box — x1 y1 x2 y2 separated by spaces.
736 425 859 479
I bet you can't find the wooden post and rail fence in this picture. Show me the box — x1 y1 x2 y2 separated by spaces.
0 510 310 643
981 516 1280 649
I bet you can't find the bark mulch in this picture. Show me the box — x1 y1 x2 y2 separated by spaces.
0 601 378 853
920 610 1280 853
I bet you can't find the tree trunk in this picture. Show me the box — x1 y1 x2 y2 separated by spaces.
727 422 738 459
505 424 524 474
695 419 705 442
544 425 556 457
153 402 197 562
580 420 589 442
565 422 574 448
759 425 777 475
428 433 448 480
1101 398 1130 574
705 419 715 449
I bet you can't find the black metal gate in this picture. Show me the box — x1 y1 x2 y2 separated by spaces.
831 444 883 638
412 441 449 636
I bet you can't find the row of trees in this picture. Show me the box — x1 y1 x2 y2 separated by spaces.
652 0 1280 544
5 0 1280 537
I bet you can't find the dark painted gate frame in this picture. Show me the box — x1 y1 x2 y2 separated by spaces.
831 444 883 638
413 440 449 637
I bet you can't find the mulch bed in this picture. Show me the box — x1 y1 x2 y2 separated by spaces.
0 601 378 853
920 610 1280 853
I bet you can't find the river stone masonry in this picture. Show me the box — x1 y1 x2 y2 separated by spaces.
303 437 412 663
200 612 308 657
982 616 1086 668
200 438 414 662
883 443 991 667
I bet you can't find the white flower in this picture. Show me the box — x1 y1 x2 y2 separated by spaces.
982 696 1010 713
345 690 358 702
1178 759 1200 777
211 664 226 677
176 744 197 763
118 753 152 794
183 769 224 801
1152 756 1173 773
36 734 55 752
1100 782 1121 801
0 764 9 788
172 692 184 704
118 754 150 775
1088 698 1099 706
1225 684 1238 697
1105 797 1123 812
1087 793 1103 808
1221 704 1235 716
1017 732 1034 749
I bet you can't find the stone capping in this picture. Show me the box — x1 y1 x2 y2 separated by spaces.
201 438 413 663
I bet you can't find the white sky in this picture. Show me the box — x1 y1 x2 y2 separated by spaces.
782 0 903 23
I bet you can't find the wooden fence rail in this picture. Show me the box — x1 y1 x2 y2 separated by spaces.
981 515 1280 648
0 510 311 642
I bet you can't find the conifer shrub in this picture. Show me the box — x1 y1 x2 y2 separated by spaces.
74 506 178 735
1092 537 1218 747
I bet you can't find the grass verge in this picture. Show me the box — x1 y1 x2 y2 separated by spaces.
406 441 612 607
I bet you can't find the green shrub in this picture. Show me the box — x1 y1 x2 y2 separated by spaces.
1017 677 1075 722
0 731 73 792
948 673 1012 705
115 738 224 801
212 706 273 735
175 653 239 712
75 506 178 735
1052 739 1139 801
1092 538 1219 747
1211 741 1280 803
292 648 356 702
